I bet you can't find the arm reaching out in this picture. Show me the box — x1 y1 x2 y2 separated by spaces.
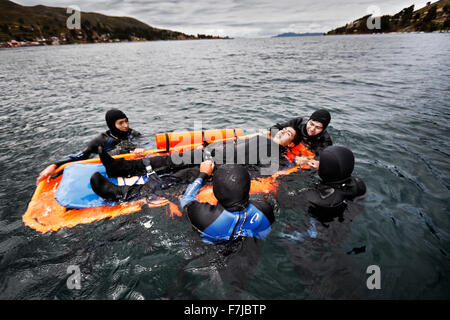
36 164 57 185
180 161 214 209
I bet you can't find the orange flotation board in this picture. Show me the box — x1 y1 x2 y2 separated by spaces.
23 130 315 233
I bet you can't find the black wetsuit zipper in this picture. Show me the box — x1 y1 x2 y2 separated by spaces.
229 212 241 241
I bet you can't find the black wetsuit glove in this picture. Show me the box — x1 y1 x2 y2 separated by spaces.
99 146 147 177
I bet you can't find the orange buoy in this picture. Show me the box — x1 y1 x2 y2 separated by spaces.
155 128 243 152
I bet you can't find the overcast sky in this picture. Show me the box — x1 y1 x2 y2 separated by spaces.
14 0 432 37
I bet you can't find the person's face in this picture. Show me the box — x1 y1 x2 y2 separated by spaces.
306 119 324 136
115 118 129 132
273 127 296 147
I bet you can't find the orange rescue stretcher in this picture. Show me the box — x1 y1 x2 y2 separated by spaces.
23 129 315 233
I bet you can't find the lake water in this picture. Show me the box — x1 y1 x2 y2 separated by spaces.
0 33 449 299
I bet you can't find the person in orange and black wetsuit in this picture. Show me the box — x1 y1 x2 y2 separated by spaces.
271 109 333 170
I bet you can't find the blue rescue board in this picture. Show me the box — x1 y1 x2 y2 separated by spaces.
54 163 148 209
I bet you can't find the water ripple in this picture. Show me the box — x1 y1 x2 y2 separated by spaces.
0 34 449 299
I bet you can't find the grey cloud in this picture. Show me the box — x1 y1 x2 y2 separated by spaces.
14 0 429 37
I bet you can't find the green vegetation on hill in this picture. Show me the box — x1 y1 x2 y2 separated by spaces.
0 0 225 44
327 0 450 35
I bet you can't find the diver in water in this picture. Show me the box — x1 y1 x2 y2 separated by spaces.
180 162 275 244
271 109 333 169
89 126 301 202
166 162 275 299
278 145 366 222
36 109 144 185
277 146 367 299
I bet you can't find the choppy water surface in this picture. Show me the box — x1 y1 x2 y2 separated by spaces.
0 34 449 299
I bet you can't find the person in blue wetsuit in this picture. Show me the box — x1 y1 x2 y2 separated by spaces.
36 109 144 185
166 162 276 299
180 161 275 244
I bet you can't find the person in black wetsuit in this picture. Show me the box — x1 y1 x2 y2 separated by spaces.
271 109 333 169
277 146 367 299
277 145 366 222
36 109 143 185
89 127 299 202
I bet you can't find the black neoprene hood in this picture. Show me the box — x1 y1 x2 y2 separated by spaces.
318 146 355 183
213 164 251 211
105 109 129 139
309 109 331 130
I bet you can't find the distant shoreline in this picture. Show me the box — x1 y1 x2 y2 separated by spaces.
3 31 450 49
0 37 233 49
0 0 230 48
273 32 324 37
327 0 450 35
324 30 450 35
